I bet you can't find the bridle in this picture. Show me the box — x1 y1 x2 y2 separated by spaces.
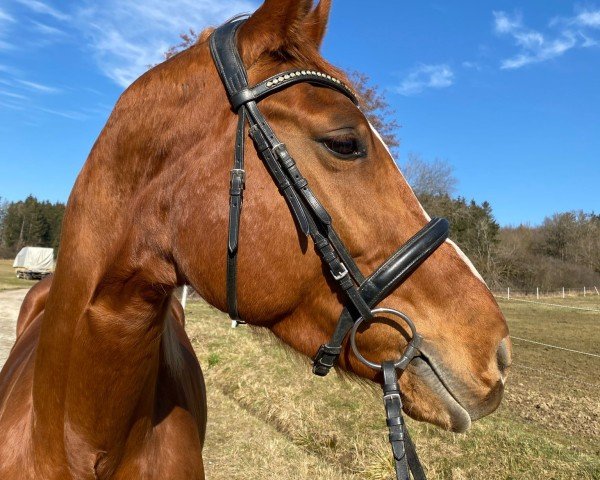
210 18 449 480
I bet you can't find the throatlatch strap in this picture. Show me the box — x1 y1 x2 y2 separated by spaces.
226 110 247 320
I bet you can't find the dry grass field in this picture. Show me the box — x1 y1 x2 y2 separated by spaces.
0 259 37 291
186 296 600 480
0 258 597 478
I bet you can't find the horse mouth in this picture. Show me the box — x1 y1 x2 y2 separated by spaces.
406 355 473 433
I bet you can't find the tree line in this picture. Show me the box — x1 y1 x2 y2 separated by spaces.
496 212 600 290
2 189 597 291
0 196 65 258
2 187 596 292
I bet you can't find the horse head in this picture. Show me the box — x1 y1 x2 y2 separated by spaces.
76 0 510 433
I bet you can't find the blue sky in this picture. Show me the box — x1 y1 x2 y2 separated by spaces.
0 0 598 226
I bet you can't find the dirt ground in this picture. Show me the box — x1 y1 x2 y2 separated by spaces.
0 289 26 370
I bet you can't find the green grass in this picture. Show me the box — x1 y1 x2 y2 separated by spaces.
186 298 600 479
0 259 37 291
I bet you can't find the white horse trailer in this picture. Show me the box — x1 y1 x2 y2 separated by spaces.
13 247 55 280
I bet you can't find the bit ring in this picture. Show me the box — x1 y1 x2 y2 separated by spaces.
349 307 422 371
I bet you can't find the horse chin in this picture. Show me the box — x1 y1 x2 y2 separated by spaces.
404 357 472 433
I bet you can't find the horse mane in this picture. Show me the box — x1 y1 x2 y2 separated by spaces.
160 298 206 442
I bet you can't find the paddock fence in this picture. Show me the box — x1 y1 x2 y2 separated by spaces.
492 286 600 299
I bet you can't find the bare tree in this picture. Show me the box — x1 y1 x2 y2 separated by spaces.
347 72 400 153
401 152 457 197
163 29 200 62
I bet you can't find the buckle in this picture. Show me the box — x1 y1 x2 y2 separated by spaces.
229 169 246 195
312 344 342 376
331 262 348 281
271 143 287 160
383 392 401 403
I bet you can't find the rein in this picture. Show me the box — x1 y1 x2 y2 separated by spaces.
210 19 449 479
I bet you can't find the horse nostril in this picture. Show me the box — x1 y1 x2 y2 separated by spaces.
497 336 512 378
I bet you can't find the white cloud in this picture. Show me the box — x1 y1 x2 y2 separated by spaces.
30 20 66 37
16 79 61 93
514 31 545 49
0 64 22 75
580 32 598 47
0 7 16 50
462 61 480 70
0 7 16 24
574 8 600 28
493 9 597 70
0 89 27 100
0 100 26 111
73 0 258 88
14 0 70 21
500 33 577 69
395 64 454 96
36 105 87 120
493 11 522 34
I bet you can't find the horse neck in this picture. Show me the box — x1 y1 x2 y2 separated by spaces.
31 105 182 466
28 47 229 468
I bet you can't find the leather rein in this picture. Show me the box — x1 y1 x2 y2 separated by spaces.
210 19 449 480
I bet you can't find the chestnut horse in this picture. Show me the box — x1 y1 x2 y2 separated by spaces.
0 1 511 478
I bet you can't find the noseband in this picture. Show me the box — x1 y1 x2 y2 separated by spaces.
210 19 449 480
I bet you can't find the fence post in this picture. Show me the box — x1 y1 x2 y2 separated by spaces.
536 287 539 300
595 286 599 296
562 287 565 299
584 286 586 297
181 284 189 310
507 287 510 299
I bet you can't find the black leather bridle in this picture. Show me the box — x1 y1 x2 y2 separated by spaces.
210 18 449 480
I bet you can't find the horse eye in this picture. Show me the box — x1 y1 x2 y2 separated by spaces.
322 135 365 159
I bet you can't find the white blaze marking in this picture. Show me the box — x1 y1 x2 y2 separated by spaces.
368 122 488 288
446 239 487 287
368 122 432 221
368 121 392 156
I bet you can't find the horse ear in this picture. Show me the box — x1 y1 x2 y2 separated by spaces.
303 0 332 49
238 0 314 65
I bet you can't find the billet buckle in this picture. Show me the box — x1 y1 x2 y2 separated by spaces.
383 392 402 403
312 344 342 376
229 169 246 195
271 143 287 160
331 262 348 281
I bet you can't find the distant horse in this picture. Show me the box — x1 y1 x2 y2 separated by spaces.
0 1 510 478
